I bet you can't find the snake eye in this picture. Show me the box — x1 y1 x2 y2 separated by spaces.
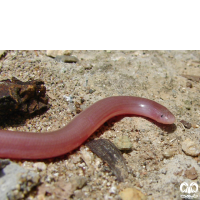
161 114 164 118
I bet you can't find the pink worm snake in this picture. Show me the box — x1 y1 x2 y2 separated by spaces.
0 96 175 159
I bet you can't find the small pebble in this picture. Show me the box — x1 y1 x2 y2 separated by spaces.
33 162 47 171
173 169 183 176
180 120 192 129
55 55 78 63
80 148 94 166
63 95 73 102
182 138 200 156
184 167 198 180
192 123 199 128
83 63 93 70
163 150 175 158
70 176 87 189
186 81 193 88
119 188 147 200
114 135 132 150
74 190 84 198
109 184 117 194
88 88 95 94
46 50 72 57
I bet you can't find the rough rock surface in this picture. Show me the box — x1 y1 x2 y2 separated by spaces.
0 161 40 200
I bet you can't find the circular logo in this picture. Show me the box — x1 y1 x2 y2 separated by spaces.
180 182 198 194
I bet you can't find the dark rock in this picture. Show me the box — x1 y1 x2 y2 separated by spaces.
0 77 49 116
180 120 192 129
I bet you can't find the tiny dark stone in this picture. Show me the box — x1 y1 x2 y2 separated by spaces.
184 167 198 180
88 89 95 94
85 139 128 182
80 98 85 104
180 120 192 129
186 81 193 88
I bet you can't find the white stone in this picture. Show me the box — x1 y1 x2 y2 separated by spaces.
46 50 72 58
182 138 200 156
33 162 47 171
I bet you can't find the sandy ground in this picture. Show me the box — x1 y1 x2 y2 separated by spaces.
1 50 200 200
